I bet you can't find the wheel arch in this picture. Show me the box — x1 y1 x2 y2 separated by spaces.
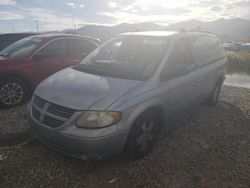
0 72 33 92
126 99 165 131
0 72 34 89
123 100 165 158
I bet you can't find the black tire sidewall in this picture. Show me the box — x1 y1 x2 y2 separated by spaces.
125 111 160 160
212 82 221 103
0 77 29 108
206 80 222 106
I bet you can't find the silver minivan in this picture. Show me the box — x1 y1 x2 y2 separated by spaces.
28 31 227 160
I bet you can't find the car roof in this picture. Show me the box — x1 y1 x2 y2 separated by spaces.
0 32 38 36
120 31 217 39
28 33 98 41
121 31 179 37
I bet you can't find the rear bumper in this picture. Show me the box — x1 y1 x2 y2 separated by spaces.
28 113 129 160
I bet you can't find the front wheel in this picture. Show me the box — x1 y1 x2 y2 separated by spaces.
0 77 30 108
125 111 160 160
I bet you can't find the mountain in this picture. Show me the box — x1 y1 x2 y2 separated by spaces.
72 18 250 42
167 18 250 42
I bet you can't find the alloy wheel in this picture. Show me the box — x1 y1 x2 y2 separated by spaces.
0 83 24 105
213 83 221 103
136 121 156 152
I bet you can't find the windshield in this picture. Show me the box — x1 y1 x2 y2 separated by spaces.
75 36 168 80
0 37 41 58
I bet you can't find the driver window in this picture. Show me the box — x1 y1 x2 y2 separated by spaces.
37 39 67 57
160 39 189 81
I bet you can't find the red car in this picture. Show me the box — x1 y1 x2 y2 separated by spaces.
0 34 100 108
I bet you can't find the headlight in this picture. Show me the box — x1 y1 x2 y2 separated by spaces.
76 111 122 128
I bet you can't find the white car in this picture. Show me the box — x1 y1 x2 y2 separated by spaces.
28 31 227 160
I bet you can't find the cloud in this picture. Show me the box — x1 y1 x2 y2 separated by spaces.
211 6 223 11
108 2 117 8
67 2 84 8
99 11 189 25
101 0 250 24
1 0 249 33
189 0 222 7
100 0 194 24
24 8 85 31
0 0 16 5
0 11 23 20
231 0 250 7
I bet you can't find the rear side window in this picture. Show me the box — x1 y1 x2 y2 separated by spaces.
38 39 67 57
188 34 223 68
67 38 97 54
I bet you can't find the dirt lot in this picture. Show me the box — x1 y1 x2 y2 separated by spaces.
0 85 250 188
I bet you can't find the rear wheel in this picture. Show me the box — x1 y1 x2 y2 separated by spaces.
205 80 222 106
0 77 30 108
125 111 160 160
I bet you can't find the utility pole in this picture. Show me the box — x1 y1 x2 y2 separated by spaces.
71 16 74 33
35 20 39 32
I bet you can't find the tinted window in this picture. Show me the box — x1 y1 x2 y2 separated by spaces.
188 34 223 68
160 39 194 81
76 36 169 81
38 39 67 57
0 37 41 58
67 38 89 54
0 34 35 50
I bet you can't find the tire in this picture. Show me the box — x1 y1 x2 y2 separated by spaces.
125 111 160 160
205 79 222 106
0 77 30 108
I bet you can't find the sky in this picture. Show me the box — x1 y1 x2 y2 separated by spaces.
0 0 249 33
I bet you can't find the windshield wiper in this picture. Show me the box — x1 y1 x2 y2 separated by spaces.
91 62 138 78
72 64 112 74
72 63 138 79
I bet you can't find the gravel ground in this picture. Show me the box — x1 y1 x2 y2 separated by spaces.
0 105 29 136
0 85 250 188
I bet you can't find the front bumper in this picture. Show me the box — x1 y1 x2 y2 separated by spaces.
28 109 129 160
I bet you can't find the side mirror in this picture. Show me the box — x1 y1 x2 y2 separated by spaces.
161 63 187 81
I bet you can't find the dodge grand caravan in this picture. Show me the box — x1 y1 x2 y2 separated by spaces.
28 31 227 160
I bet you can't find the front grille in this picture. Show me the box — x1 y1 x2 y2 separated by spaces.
43 115 65 128
47 103 75 118
31 95 76 128
33 95 46 108
32 107 40 120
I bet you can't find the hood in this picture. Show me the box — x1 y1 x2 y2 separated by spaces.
35 68 142 110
